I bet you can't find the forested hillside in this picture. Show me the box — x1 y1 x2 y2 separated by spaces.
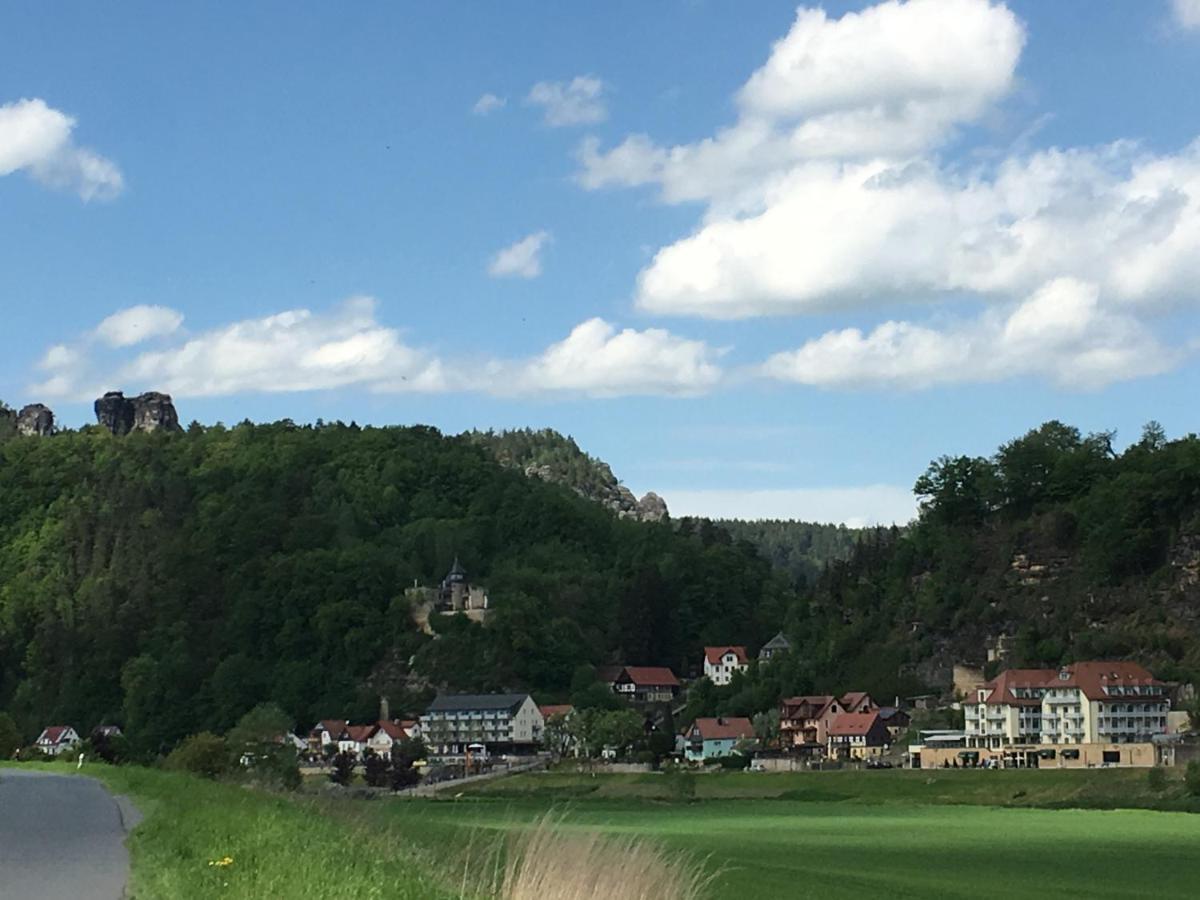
790 421 1200 698
3 414 1198 754
0 419 792 753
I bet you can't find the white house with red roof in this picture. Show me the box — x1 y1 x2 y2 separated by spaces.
307 719 348 756
35 725 81 757
826 711 890 760
965 661 1169 749
684 716 755 762
703 646 749 686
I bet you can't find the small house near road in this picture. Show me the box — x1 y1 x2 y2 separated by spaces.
684 717 755 762
35 726 81 757
826 711 890 760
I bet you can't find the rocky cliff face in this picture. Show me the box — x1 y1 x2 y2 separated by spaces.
95 391 182 435
16 404 55 437
522 461 668 522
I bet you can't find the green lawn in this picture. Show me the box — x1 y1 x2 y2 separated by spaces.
457 767 1200 812
375 794 1200 899
8 762 1199 899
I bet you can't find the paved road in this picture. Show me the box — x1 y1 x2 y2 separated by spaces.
0 769 138 900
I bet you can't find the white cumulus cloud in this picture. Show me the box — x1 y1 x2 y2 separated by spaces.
472 93 507 115
572 0 1196 391
0 98 123 200
487 230 551 279
504 318 723 397
527 76 607 127
94 305 185 347
762 279 1177 390
32 303 722 401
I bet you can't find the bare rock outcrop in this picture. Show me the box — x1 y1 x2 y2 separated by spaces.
636 492 669 523
16 404 55 437
95 391 182 435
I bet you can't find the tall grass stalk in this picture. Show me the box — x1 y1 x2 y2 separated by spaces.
490 814 711 900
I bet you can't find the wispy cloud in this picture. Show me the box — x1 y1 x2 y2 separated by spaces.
526 76 607 127
1171 0 1200 30
472 92 507 116
0 98 123 200
487 230 551 279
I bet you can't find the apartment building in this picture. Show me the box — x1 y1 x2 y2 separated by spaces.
421 693 543 755
965 661 1168 749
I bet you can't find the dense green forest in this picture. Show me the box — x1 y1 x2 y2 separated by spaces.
0 418 792 754
2 414 1198 753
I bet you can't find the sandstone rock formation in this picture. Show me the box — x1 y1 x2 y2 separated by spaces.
523 462 669 521
95 391 182 435
635 491 669 523
16 404 55 437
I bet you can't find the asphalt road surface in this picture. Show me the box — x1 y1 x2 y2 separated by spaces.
0 769 137 900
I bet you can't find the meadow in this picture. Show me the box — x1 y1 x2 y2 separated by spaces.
367 769 1200 899
7 762 1200 899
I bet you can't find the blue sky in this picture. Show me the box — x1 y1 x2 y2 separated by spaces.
3 0 1200 524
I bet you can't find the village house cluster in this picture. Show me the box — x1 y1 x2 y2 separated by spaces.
24 631 1188 775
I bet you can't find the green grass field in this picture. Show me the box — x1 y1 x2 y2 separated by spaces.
366 769 1200 899
7 762 1199 898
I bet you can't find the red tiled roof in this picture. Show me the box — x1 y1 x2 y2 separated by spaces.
373 721 407 740
978 669 1058 706
539 704 574 719
827 711 882 736
840 691 874 711
1058 661 1164 701
345 725 374 742
690 717 755 741
39 726 74 744
621 666 680 687
979 661 1164 705
781 695 837 718
313 719 348 737
704 646 749 666
595 665 625 684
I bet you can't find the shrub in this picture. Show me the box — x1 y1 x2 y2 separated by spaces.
1147 766 1167 793
717 753 750 771
164 732 230 778
241 743 302 791
329 750 356 786
89 729 132 765
363 750 391 788
15 745 47 762
1185 761 1200 797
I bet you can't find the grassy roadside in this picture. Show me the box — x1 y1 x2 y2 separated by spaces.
2 762 459 900
453 767 1200 812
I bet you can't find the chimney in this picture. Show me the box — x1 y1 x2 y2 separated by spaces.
380 696 390 723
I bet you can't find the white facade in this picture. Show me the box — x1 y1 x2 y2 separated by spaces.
965 665 1169 749
35 726 81 757
421 694 544 753
704 649 748 686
